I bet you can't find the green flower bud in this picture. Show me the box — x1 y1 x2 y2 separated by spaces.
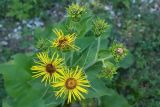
110 43 128 62
98 62 117 80
92 18 109 37
67 4 86 22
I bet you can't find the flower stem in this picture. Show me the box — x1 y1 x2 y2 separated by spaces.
95 37 101 61
70 51 73 66
40 86 49 99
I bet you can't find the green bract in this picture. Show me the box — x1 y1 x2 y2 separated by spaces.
67 3 86 21
92 18 109 36
110 43 128 62
99 61 117 79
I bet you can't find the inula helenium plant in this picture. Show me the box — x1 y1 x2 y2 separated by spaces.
0 3 133 107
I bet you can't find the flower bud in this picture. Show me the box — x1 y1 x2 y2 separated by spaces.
92 18 109 37
98 62 117 80
110 43 128 62
67 4 86 22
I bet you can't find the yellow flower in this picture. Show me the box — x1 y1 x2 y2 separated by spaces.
31 52 64 85
51 29 79 51
52 66 90 103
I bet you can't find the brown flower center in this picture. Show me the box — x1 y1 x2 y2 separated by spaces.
116 48 124 55
58 38 68 46
46 64 56 74
65 78 77 89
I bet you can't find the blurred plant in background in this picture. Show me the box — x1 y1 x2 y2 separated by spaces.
6 0 53 20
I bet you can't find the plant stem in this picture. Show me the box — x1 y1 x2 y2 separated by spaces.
84 37 101 70
95 37 101 61
40 86 49 99
84 55 113 71
81 100 87 107
70 51 73 66
98 55 113 61
62 52 66 65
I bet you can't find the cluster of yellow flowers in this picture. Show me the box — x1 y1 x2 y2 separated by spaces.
31 29 90 104
30 3 128 104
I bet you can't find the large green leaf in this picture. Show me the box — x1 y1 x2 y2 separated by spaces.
76 36 95 51
69 36 95 66
74 11 93 37
98 49 112 60
101 90 131 107
85 62 112 98
0 54 62 107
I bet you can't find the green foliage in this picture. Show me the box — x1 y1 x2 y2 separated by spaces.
0 0 9 18
6 0 52 20
110 0 131 9
7 0 32 20
101 90 131 107
0 54 63 107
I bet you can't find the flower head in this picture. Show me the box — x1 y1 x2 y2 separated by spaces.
92 18 109 36
67 4 86 21
52 66 90 103
99 62 117 79
110 43 128 62
51 29 79 51
31 52 64 85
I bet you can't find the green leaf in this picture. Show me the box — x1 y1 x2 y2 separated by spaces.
85 62 112 98
81 40 98 67
3 100 12 107
0 54 61 107
76 37 95 51
73 11 93 37
101 90 131 107
99 38 109 50
77 16 92 37
12 53 33 72
71 47 90 67
70 37 96 67
118 52 134 69
98 49 112 60
34 25 54 39
72 39 98 67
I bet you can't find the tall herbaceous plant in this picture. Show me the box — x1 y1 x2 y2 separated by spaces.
0 3 133 107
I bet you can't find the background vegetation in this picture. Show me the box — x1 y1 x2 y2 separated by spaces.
0 0 160 107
